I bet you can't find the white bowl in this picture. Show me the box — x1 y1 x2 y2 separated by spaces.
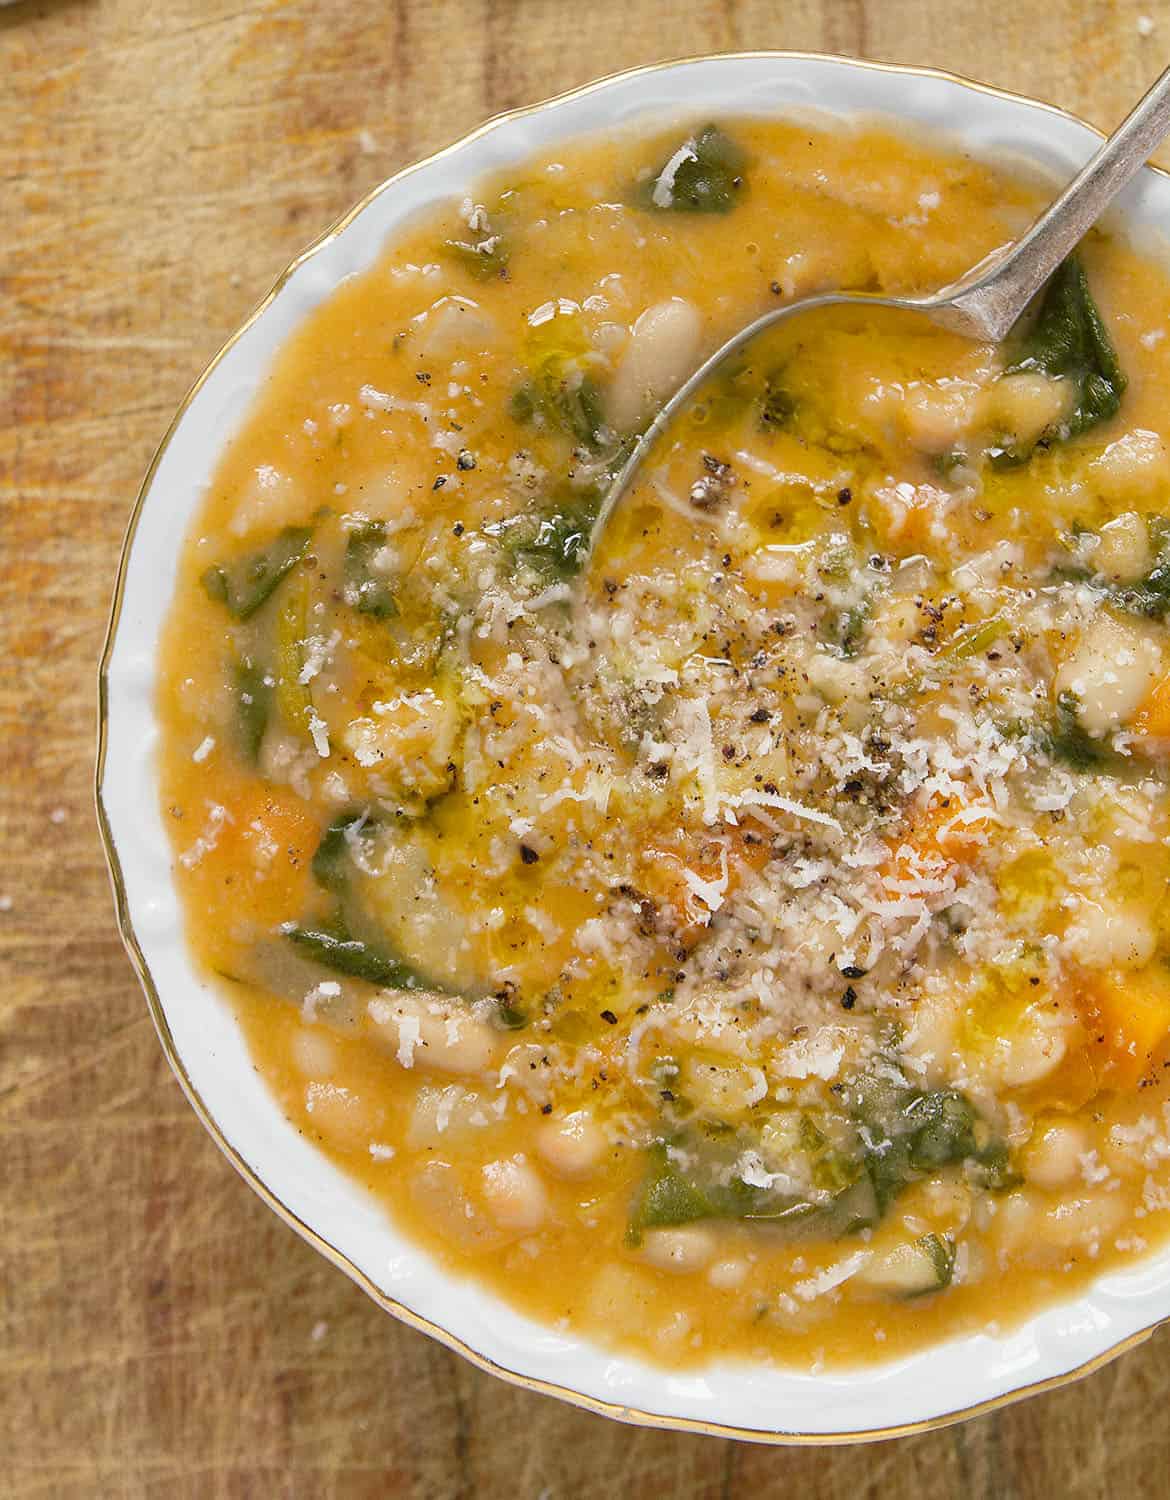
98 52 1170 1442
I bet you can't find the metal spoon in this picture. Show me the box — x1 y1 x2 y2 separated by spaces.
589 66 1170 552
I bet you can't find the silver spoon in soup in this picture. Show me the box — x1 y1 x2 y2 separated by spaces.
588 66 1170 554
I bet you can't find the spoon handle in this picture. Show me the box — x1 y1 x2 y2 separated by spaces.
944 66 1170 341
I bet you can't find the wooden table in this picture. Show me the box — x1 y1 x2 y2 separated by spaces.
5 1 1170 1493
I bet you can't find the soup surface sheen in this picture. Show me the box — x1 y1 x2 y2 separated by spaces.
159 116 1170 1370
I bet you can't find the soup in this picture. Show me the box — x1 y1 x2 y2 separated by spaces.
157 116 1170 1369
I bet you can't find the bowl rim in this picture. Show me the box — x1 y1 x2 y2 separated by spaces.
95 49 1170 1444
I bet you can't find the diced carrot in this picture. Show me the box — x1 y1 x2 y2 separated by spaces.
872 480 948 547
1085 966 1170 1090
1132 669 1170 739
880 791 993 888
640 826 771 951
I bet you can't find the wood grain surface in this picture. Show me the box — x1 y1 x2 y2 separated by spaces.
4 1 1170 1494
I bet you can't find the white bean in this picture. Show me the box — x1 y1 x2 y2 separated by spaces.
407 1083 492 1148
900 380 978 453
535 1109 607 1178
292 1027 338 1079
990 1006 1070 1088
303 1081 376 1151
1090 428 1170 504
1103 1120 1153 1177
990 1189 1043 1256
608 298 702 431
915 1177 973 1233
1022 1118 1091 1190
480 1154 549 1234
413 294 496 358
411 1160 504 1253
985 371 1071 448
902 991 961 1071
639 1225 717 1274
1034 1193 1126 1257
1054 613 1162 734
1064 898 1156 971
707 1257 750 1290
367 995 500 1076
1095 512 1152 585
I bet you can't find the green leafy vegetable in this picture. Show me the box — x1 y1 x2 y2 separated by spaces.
1041 691 1111 772
845 1070 1011 1217
916 1232 957 1291
284 919 432 991
344 520 398 619
637 125 748 215
861 1233 956 1297
234 657 271 764
201 526 312 620
1113 519 1170 618
967 1139 1020 1192
627 1065 1010 1244
495 999 529 1030
933 449 970 478
941 614 1008 661
499 480 607 582
631 1145 724 1231
836 600 871 658
990 256 1126 466
510 372 607 450
443 234 509 280
311 813 379 893
759 370 798 429
628 1139 816 1242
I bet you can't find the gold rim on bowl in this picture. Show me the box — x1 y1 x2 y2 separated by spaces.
94 50 1170 1444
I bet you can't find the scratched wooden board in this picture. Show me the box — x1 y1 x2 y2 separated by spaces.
4 0 1170 1493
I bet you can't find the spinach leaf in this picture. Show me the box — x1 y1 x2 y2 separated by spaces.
628 1065 1009 1244
628 1138 816 1242
275 570 313 735
836 600 871 657
286 911 525 1028
990 256 1126 466
845 1070 1011 1217
631 1144 723 1231
1115 521 1170 618
941 613 1008 662
510 371 607 451
201 525 312 620
638 125 748 215
868 1232 956 1297
443 234 509 280
300 822 438 988
495 999 529 1030
1117 569 1170 619
759 370 798 429
344 520 399 619
234 656 271 764
302 825 527 1026
1041 692 1111 772
311 812 379 892
500 480 606 582
284 917 433 991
